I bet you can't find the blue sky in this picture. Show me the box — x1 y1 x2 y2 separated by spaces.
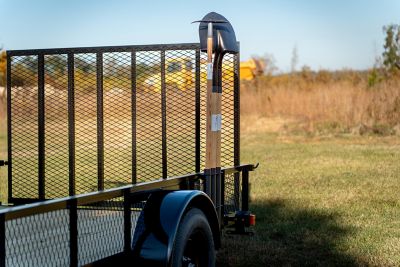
1 0 399 71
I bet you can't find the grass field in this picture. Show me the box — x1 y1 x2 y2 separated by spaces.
1 112 399 266
217 117 400 266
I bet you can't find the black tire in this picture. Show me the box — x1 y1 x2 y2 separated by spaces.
170 208 216 267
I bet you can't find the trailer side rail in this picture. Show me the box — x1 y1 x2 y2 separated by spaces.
0 164 254 267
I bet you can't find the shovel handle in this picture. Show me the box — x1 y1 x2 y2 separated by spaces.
205 22 216 169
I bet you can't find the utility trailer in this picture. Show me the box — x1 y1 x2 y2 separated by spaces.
0 13 256 267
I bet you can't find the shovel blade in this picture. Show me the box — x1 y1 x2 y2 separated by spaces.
198 12 239 55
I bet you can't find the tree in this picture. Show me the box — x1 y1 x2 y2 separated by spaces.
261 53 278 76
382 24 400 72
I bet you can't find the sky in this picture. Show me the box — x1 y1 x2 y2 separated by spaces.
0 0 399 72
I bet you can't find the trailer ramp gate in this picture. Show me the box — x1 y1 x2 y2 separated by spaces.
6 43 240 203
1 43 248 266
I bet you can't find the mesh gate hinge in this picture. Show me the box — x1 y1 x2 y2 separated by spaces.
0 160 8 167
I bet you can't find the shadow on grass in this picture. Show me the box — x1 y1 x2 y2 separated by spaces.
217 198 364 267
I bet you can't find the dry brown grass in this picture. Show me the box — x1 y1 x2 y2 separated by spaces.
241 72 400 134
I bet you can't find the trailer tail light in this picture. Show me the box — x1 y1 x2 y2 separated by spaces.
225 210 256 235
231 210 256 227
249 214 256 226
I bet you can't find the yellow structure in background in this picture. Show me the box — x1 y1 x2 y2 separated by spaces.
143 58 194 93
239 58 265 81
0 53 266 92
142 57 265 92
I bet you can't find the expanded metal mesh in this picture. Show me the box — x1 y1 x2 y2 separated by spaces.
3 195 146 267
5 210 70 266
77 200 124 265
77 198 144 266
224 172 241 213
7 44 239 201
135 51 163 181
10 56 39 199
74 53 98 194
44 54 69 198
165 50 196 177
221 55 236 167
103 52 132 188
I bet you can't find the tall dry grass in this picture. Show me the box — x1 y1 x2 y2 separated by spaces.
241 72 400 133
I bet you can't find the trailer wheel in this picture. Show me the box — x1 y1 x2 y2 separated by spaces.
170 208 215 267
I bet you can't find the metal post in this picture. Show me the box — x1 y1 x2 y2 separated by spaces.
234 47 240 167
69 199 78 267
234 50 241 211
97 52 104 191
161 51 168 179
241 169 249 211
123 189 132 253
219 171 225 225
6 53 12 202
195 49 201 173
131 50 137 184
38 54 45 200
68 53 76 196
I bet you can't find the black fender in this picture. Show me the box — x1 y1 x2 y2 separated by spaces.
131 190 220 267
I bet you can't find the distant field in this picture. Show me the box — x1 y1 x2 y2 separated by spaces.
217 117 400 266
241 74 400 134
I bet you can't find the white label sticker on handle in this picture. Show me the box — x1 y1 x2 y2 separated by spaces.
207 63 213 80
211 114 222 132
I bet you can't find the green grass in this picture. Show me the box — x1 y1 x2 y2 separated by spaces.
217 131 400 266
1 113 399 265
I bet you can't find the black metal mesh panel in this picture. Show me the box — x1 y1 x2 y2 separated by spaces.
74 53 98 194
8 44 239 201
77 198 144 265
5 210 70 266
165 49 196 176
10 56 39 199
221 55 235 167
135 51 163 182
103 52 132 188
77 199 124 265
44 54 69 198
2 192 151 266
224 172 241 213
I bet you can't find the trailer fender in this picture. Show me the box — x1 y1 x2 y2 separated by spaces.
131 190 220 266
